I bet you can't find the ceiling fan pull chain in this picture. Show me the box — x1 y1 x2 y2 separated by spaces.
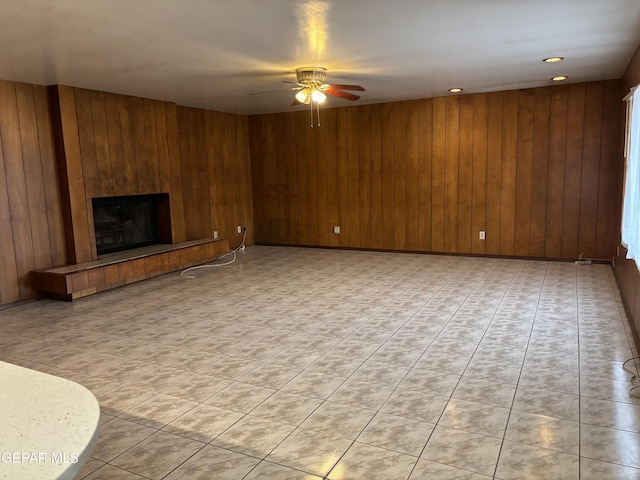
316 101 321 127
310 100 313 127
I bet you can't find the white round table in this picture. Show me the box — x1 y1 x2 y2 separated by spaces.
0 361 100 479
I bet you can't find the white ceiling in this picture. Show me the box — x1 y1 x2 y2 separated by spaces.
1 0 639 115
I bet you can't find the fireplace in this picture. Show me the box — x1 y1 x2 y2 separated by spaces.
92 194 169 256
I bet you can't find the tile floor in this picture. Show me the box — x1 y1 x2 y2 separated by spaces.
1 246 640 479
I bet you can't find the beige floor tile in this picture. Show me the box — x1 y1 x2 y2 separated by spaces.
162 404 244 442
119 393 198 428
409 459 492 479
512 385 580 421
243 461 323 479
357 412 434 456
161 373 232 402
163 445 259 480
421 426 502 476
82 464 148 480
496 441 579 480
91 418 156 462
452 377 517 409
300 401 376 439
381 388 449 423
249 391 323 425
505 410 580 455
72 458 105 479
211 415 296 458
579 457 640 480
580 424 640 468
3 247 637 480
266 428 354 477
110 431 205 480
202 381 276 413
327 378 394 410
438 398 510 438
328 442 417 479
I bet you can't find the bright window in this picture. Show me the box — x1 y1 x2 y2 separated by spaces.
622 83 640 270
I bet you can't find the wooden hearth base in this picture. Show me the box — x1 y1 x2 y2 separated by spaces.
30 238 228 301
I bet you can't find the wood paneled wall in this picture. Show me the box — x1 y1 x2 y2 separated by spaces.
176 107 253 248
615 43 640 349
50 86 253 264
50 85 186 263
0 80 66 305
249 80 623 260
0 83 253 306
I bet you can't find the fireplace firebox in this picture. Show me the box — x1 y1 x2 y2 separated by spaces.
92 194 169 256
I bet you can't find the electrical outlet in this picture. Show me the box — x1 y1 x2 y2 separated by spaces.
213 230 218 239
237 226 242 234
479 231 485 240
333 226 341 234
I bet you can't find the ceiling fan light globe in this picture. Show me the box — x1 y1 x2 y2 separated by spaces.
311 89 326 103
295 89 311 104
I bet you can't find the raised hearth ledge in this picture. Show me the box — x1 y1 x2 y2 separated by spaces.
30 238 229 301
0 361 100 480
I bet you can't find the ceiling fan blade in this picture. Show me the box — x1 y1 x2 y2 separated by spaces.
249 86 301 96
282 80 304 86
326 84 365 91
323 85 361 101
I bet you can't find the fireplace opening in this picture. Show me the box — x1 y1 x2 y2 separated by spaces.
92 194 168 256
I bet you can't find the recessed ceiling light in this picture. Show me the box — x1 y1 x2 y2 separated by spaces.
551 76 568 81
543 57 564 63
448 88 463 93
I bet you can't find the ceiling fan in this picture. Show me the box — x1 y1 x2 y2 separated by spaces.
287 66 365 106
249 66 365 126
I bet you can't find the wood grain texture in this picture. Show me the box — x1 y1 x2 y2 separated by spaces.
406 101 420 251
529 87 552 257
514 90 534 256
370 104 383 249
0 73 627 307
33 87 66 267
471 93 488 255
418 99 433 252
457 95 474 254
48 87 252 271
0 81 66 305
500 90 518 256
393 102 407 250
431 97 446 252
3 81 40 300
249 81 622 260
444 96 460 253
176 106 253 248
485 92 503 255
545 86 569 258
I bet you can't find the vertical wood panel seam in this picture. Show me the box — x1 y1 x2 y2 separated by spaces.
11 83 35 272
576 88 587 258
543 92 551 257
405 103 410 249
593 87 604 256
529 93 536 257
416 102 421 250
0 119 19 303
325 114 331 244
26 86 54 266
483 95 489 251
559 88 569 257
32 93 58 266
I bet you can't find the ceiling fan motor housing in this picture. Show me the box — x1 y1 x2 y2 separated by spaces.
296 67 327 86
